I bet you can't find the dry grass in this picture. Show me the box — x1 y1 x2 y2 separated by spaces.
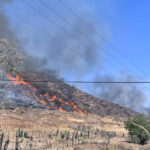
0 108 149 150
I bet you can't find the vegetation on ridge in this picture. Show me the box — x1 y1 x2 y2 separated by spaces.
124 114 150 145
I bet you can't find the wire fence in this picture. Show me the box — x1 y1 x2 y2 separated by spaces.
0 126 118 150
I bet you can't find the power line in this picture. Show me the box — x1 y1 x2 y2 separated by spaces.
2 79 150 84
20 0 123 76
58 0 149 79
40 0 150 90
8 0 149 91
22 0 145 83
38 0 147 82
7 8 114 77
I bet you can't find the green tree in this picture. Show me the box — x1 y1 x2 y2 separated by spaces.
124 115 150 145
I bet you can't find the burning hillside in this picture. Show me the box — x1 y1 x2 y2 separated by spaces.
4 70 136 117
7 73 87 113
0 40 137 117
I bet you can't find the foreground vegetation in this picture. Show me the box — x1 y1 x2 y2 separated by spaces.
0 127 117 150
125 115 150 145
0 108 149 150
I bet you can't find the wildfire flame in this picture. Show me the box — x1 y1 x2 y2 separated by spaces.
58 107 65 111
7 74 88 114
40 99 47 105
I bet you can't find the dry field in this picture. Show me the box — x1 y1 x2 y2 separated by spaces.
0 108 149 150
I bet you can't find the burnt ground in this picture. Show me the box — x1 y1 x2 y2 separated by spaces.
14 70 137 118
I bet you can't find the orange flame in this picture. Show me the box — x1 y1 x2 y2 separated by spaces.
71 102 84 114
40 99 47 105
51 95 56 101
7 74 88 114
58 107 65 111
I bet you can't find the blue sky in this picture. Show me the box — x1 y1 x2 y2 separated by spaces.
108 0 150 76
3 0 150 109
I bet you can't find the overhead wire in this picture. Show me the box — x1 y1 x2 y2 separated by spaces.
58 0 149 79
22 0 145 83
40 0 145 81
4 0 150 88
6 8 114 78
2 79 150 84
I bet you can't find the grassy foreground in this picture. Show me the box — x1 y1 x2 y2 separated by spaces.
0 108 150 150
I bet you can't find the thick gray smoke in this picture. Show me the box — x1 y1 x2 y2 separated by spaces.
17 15 103 78
92 73 148 113
0 0 104 78
40 19 102 78
0 0 17 41
0 0 149 115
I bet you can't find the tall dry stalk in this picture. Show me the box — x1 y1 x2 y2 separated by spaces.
0 131 3 150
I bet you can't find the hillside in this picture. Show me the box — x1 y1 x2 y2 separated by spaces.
16 70 137 117
0 40 137 117
0 69 138 118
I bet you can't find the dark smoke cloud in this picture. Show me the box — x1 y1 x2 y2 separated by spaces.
0 0 17 41
0 0 106 78
0 0 41 73
1 0 149 115
92 73 148 113
0 0 105 77
41 19 102 78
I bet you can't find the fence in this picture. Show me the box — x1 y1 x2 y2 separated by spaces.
0 126 117 150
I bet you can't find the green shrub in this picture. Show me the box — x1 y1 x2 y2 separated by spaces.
24 131 29 139
124 115 150 145
18 128 23 137
61 133 65 140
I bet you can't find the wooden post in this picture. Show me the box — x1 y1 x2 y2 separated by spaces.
4 139 9 150
0 131 4 150
15 131 19 150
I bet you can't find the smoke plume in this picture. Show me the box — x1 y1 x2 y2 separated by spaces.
1 0 105 78
92 73 148 113
0 0 149 115
40 19 102 78
0 0 17 41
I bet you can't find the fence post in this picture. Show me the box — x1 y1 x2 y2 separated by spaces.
15 131 19 150
4 138 9 150
0 131 3 150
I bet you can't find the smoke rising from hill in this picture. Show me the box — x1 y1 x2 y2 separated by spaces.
0 0 149 114
92 73 148 113
0 0 105 78
0 0 17 41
